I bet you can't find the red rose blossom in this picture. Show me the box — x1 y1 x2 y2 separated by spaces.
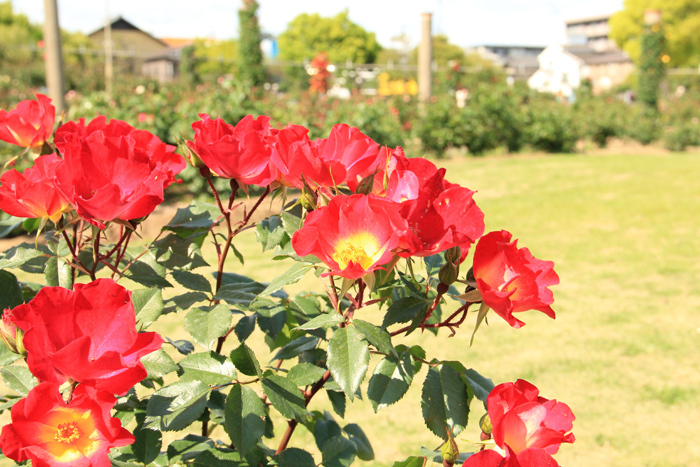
271 124 346 189
10 279 163 395
321 124 382 191
187 113 278 186
0 382 134 467
292 194 409 279
0 153 72 223
53 116 185 229
0 94 55 148
472 230 559 328
463 446 560 466
380 150 485 258
488 380 575 456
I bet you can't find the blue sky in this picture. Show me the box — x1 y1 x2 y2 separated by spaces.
14 0 623 48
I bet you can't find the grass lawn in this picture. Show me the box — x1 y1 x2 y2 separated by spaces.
2 151 699 466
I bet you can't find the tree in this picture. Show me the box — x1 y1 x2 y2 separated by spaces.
409 34 465 66
609 0 700 67
238 0 265 91
278 11 381 64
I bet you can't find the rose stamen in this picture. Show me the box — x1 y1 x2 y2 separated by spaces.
54 421 82 444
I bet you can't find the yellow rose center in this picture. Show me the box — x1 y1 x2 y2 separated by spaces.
54 422 83 444
336 244 373 270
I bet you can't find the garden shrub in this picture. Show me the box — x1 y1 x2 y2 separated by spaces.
524 100 579 153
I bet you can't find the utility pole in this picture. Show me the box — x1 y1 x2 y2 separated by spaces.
419 12 433 103
43 0 65 114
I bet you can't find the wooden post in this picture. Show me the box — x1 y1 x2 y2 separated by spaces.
43 0 65 114
419 12 433 103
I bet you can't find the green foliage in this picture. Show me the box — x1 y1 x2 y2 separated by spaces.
523 100 578 153
638 22 666 109
664 122 700 151
609 0 700 67
237 0 265 91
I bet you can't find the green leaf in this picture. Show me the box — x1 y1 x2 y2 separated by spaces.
224 384 266 457
367 352 414 412
0 245 46 270
392 456 428 467
215 284 258 308
184 304 232 350
0 366 38 395
256 215 286 251
327 327 369 401
167 434 214 462
124 258 173 288
262 374 306 420
0 342 20 366
327 390 346 418
287 363 326 387
165 200 221 235
234 314 256 342
141 348 178 379
272 336 319 361
132 288 164 329
314 418 342 451
166 337 195 355
44 256 73 288
272 447 316 467
352 319 395 356
280 208 303 236
321 436 357 467
0 270 23 310
0 216 22 238
192 447 244 467
164 291 208 313
144 381 211 431
132 423 162 464
421 365 470 440
259 262 314 297
172 270 212 294
295 312 344 331
230 343 262 378
151 233 209 270
343 423 374 461
179 351 237 385
382 296 431 328
462 368 495 409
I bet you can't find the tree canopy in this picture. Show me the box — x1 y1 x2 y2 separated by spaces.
277 11 381 64
609 0 700 67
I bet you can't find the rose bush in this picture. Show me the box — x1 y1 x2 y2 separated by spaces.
0 95 575 466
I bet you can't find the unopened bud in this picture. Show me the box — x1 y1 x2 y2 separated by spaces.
300 182 317 211
184 145 206 168
441 428 459 465
466 266 475 283
438 247 461 286
0 309 18 354
480 413 492 435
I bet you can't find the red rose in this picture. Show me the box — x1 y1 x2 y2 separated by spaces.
53 116 185 229
10 279 163 395
0 94 55 148
472 230 559 328
321 124 382 191
488 380 575 456
381 150 484 258
0 154 72 223
0 382 134 467
187 113 278 186
463 446 560 466
271 124 346 189
292 194 408 279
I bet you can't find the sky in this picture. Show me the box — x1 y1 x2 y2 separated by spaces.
13 0 624 49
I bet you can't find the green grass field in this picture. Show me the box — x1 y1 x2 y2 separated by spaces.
2 151 699 466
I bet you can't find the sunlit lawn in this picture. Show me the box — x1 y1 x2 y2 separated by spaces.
3 151 700 466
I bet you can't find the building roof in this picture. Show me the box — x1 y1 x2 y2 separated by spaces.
160 37 196 48
565 13 613 25
87 16 169 48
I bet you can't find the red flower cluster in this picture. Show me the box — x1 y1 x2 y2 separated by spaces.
473 230 559 328
465 380 575 466
0 279 162 466
0 97 186 229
